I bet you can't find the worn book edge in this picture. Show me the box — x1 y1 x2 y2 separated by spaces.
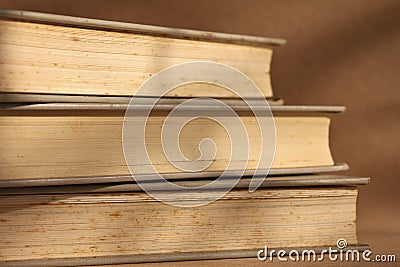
0 9 285 46
0 164 351 188
0 245 370 267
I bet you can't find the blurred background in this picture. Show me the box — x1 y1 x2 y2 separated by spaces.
1 0 399 253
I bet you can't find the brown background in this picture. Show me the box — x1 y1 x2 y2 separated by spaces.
0 0 399 263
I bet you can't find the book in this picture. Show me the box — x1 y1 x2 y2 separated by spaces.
0 9 284 99
0 9 370 267
0 175 369 265
0 103 344 184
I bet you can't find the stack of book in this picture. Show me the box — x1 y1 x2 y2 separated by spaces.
0 10 369 266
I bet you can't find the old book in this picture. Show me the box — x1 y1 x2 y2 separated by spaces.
0 103 344 184
0 9 284 98
0 175 369 265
